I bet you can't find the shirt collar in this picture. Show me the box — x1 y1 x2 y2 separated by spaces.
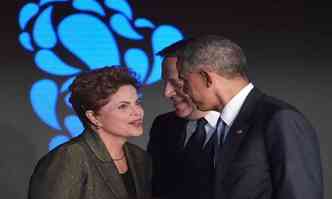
220 83 254 126
204 110 220 128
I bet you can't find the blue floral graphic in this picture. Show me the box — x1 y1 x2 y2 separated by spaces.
18 0 183 150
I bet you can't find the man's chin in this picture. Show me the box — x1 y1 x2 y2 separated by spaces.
174 106 192 118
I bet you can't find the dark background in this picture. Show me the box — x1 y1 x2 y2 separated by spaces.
1 0 330 198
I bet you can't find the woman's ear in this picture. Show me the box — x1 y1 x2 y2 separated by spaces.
199 70 212 87
85 110 100 128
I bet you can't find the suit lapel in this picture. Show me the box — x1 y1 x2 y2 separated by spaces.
215 88 263 184
163 112 188 152
83 130 128 199
174 116 189 151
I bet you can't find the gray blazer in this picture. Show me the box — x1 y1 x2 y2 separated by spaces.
28 130 152 199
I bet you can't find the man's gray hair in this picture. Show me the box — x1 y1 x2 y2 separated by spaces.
179 35 248 78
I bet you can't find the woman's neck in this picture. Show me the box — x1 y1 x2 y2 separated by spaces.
96 129 126 160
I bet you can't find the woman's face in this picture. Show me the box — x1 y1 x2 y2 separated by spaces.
93 85 144 140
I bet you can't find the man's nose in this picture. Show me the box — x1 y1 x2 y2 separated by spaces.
163 82 176 98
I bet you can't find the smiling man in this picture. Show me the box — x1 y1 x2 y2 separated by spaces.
147 39 221 199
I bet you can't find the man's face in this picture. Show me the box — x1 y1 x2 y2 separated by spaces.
181 70 219 111
162 56 195 118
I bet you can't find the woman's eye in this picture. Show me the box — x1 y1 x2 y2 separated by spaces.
118 104 128 109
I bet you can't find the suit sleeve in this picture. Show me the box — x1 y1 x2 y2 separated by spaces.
265 109 324 199
28 146 87 199
147 116 164 197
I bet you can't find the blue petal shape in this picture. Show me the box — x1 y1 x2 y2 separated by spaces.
134 18 155 29
64 115 84 137
60 76 76 92
35 49 81 75
19 32 34 51
49 135 70 150
146 56 163 85
124 48 149 83
110 14 143 40
64 92 72 108
72 0 105 16
104 0 132 19
58 14 120 69
147 25 183 84
151 25 183 53
30 79 61 130
39 0 68 6
33 6 57 48
19 3 39 30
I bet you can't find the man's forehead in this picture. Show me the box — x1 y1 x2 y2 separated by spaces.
162 57 179 76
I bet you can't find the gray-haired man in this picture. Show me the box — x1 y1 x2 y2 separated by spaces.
178 34 323 199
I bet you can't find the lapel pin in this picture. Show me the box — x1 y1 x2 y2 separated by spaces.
236 129 243 134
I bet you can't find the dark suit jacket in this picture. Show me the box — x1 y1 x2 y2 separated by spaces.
214 88 323 199
28 130 152 199
147 111 188 198
148 88 323 199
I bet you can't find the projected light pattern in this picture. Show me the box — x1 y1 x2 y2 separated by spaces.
18 0 183 150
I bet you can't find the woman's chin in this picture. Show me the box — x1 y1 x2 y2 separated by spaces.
130 128 144 137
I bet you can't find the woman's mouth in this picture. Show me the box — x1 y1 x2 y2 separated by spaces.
129 119 143 127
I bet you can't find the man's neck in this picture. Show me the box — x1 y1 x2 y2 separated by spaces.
217 78 250 110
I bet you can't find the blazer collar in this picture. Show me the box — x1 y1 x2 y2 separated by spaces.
83 129 113 162
125 144 145 199
82 130 143 198
215 88 264 184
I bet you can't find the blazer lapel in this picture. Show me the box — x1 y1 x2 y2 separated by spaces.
215 88 263 184
83 130 128 199
124 144 146 199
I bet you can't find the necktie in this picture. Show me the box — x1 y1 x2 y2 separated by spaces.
214 117 226 165
218 118 226 148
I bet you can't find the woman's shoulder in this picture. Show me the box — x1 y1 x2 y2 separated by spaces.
28 135 89 198
33 135 87 171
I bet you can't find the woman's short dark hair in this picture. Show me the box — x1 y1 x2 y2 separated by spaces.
69 66 140 127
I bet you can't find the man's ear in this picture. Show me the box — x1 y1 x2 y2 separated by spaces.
85 110 100 128
199 70 212 87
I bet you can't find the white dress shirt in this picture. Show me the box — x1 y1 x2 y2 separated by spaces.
219 83 254 142
183 83 254 147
